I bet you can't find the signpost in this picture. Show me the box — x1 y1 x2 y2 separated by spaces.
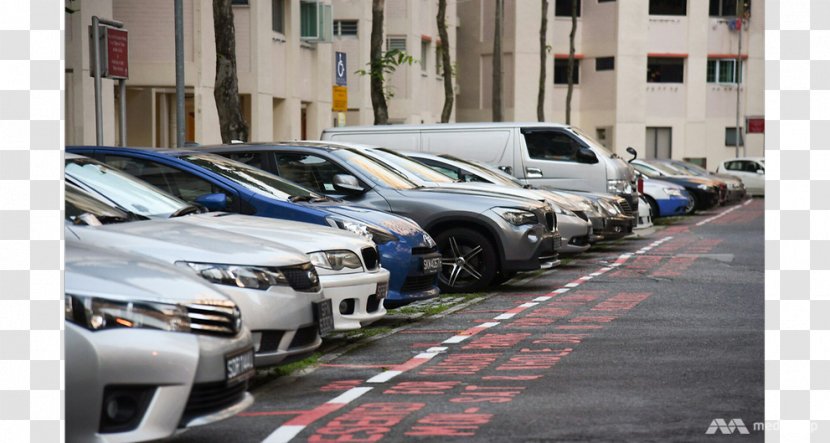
333 52 347 125
90 17 128 146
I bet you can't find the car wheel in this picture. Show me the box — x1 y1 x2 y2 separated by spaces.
435 228 497 293
685 191 697 215
645 196 659 218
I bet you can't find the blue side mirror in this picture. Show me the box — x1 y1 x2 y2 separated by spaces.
194 193 228 211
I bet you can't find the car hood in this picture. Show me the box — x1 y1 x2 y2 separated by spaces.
402 186 547 210
307 203 434 246
657 176 721 187
644 179 685 192
421 182 548 203
174 213 374 254
66 219 310 268
66 241 233 305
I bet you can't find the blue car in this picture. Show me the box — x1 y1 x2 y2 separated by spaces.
67 146 440 307
641 177 692 218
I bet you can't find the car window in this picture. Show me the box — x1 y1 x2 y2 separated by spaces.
274 153 350 193
742 161 759 172
416 158 462 181
65 183 130 224
224 151 269 169
523 130 582 162
753 161 764 171
371 149 455 184
100 154 237 209
723 161 738 171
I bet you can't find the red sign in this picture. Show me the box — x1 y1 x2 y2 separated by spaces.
106 27 129 79
746 117 764 134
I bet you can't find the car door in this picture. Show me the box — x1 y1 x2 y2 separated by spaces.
96 154 245 213
517 128 604 191
739 160 764 194
271 151 393 211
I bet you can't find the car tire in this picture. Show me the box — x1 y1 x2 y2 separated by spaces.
492 271 517 286
685 191 697 215
435 228 497 293
645 196 660 218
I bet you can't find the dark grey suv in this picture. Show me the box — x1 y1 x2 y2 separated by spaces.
199 143 560 293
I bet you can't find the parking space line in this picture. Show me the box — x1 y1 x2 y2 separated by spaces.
262 387 374 443
695 203 746 226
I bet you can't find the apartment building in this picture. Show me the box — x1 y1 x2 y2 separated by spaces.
331 0 458 125
455 0 764 167
66 0 334 147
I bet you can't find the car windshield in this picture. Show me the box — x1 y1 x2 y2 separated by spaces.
672 162 709 176
66 158 192 218
65 183 131 225
568 126 615 158
335 149 419 190
440 154 523 188
632 163 661 178
181 153 319 200
372 149 455 184
640 161 682 176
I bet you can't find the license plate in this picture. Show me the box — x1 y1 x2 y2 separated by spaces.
376 281 388 299
422 257 441 274
225 349 255 383
314 299 335 336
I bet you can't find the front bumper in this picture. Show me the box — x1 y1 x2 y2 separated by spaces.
497 216 560 273
595 215 636 240
657 196 691 217
66 323 253 443
557 213 592 254
219 285 324 367
320 268 390 331
378 242 440 307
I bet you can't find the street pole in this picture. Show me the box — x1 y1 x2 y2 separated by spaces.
175 0 185 148
119 79 127 146
92 16 103 146
735 3 744 158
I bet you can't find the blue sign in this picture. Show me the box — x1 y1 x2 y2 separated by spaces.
335 52 347 86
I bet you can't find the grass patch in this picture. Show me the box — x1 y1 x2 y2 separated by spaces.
388 292 484 317
343 326 393 339
267 353 321 377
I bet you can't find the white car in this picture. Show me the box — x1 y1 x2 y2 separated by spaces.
715 157 765 196
66 242 254 442
66 183 329 367
65 154 390 331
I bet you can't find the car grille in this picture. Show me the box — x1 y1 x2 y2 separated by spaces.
618 199 636 217
401 274 437 294
279 263 320 292
185 303 240 337
411 246 438 256
180 379 248 427
288 325 318 349
257 330 285 353
361 247 379 271
545 212 555 231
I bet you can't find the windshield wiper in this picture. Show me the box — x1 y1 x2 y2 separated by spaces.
289 195 316 202
169 204 203 218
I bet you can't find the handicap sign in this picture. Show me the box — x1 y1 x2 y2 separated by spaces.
335 52 347 86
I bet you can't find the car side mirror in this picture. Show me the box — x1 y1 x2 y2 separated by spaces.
625 146 638 163
576 147 599 164
498 165 513 175
194 193 228 211
332 174 365 193
756 169 765 175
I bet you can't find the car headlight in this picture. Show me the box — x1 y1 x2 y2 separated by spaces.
697 184 716 192
328 217 372 240
549 202 575 217
493 207 538 226
308 250 363 271
366 225 397 244
423 232 437 248
664 187 685 197
598 199 620 215
182 262 294 290
607 179 632 195
65 294 190 332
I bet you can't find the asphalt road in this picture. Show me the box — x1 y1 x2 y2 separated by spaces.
172 199 764 443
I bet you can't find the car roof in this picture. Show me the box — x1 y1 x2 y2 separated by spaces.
196 140 382 152
321 122 571 132
68 145 203 156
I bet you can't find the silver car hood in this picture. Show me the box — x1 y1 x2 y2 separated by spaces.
66 219 310 268
66 242 232 305
174 213 374 254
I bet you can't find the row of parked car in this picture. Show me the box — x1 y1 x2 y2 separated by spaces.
65 122 762 442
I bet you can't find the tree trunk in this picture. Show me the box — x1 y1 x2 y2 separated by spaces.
370 0 389 124
213 0 248 143
437 0 454 123
565 0 577 125
492 0 504 122
537 0 549 122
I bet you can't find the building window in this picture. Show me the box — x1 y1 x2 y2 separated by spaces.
709 0 750 17
300 1 318 39
725 127 744 146
645 127 672 159
647 57 684 83
386 36 407 51
421 40 429 72
334 20 358 36
649 0 687 16
596 56 614 71
555 0 581 17
554 59 580 84
707 59 742 83
272 0 284 34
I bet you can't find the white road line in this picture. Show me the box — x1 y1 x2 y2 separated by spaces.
366 370 403 383
553 288 571 294
564 282 581 288
533 296 552 302
479 322 500 328
426 347 448 353
328 387 374 404
263 425 306 443
443 335 469 344
494 313 516 320
518 302 539 308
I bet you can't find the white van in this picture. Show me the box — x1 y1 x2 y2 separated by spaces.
321 122 640 213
